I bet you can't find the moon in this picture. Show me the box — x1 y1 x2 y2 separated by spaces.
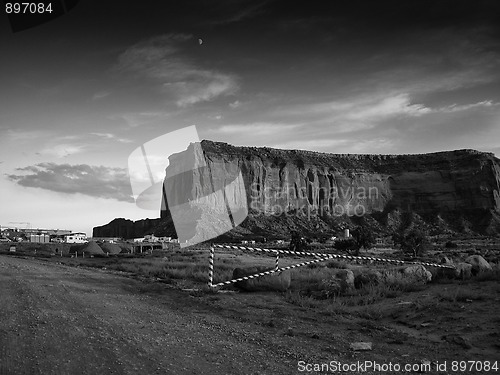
198 38 203 45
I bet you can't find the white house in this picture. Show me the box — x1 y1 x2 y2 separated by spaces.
64 232 87 243
158 236 172 242
144 234 159 242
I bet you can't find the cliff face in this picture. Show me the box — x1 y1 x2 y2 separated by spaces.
93 218 162 239
94 141 500 239
161 141 500 237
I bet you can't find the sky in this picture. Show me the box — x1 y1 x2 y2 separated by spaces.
1 0 500 236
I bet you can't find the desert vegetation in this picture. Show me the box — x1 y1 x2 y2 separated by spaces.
2 234 498 300
2 235 499 362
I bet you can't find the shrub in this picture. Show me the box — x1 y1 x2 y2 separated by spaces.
334 226 374 256
289 231 309 252
393 229 430 258
445 241 458 249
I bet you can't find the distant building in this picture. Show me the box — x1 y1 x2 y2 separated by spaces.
157 236 172 242
64 232 87 243
92 237 122 243
30 234 50 243
144 234 159 242
133 237 145 243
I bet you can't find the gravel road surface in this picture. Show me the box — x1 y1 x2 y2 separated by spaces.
0 256 298 375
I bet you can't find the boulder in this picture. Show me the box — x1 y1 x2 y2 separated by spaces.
354 270 382 289
232 267 291 292
454 262 473 280
440 256 453 265
434 265 457 280
403 264 432 283
465 255 492 275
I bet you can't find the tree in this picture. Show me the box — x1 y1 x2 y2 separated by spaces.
289 231 309 252
334 238 357 253
393 228 429 258
351 226 375 255
334 226 374 256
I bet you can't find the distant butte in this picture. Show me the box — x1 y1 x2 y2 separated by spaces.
94 141 500 239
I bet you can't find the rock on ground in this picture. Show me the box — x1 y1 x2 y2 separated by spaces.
440 256 453 265
454 263 473 280
465 255 492 275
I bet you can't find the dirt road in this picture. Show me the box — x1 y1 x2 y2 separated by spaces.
0 255 299 375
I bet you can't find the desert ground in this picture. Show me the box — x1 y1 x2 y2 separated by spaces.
0 241 499 375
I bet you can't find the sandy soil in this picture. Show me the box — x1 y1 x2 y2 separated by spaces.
0 254 499 375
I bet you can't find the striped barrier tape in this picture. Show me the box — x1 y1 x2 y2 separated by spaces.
210 256 333 288
208 244 455 288
212 244 455 269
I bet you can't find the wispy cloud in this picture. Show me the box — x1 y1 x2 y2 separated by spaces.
6 163 133 202
108 111 171 128
270 139 348 151
39 144 86 158
269 138 394 153
213 0 270 24
92 91 111 100
214 122 301 135
90 132 132 143
229 100 241 109
2 129 50 142
268 93 431 134
436 100 498 113
117 34 238 107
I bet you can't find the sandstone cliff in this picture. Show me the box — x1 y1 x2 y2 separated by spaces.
93 218 163 239
161 141 500 237
94 141 500 239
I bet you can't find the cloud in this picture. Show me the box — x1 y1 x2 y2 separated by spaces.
436 100 498 113
269 93 431 134
39 144 86 158
345 94 431 120
6 163 134 202
214 122 301 135
229 100 241 108
276 93 431 119
213 0 269 24
269 138 393 153
2 129 49 142
117 34 238 107
92 91 111 100
270 139 348 151
108 111 171 128
90 132 132 143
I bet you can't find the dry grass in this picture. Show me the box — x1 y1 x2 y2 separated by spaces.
438 287 489 302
